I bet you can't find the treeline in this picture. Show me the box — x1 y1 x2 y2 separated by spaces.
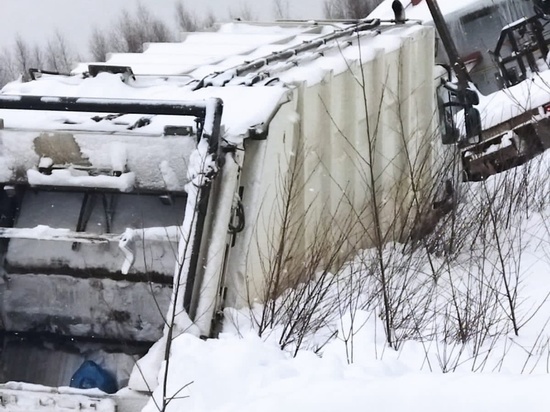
0 0 383 87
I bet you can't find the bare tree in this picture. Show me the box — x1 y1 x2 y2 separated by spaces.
45 30 78 73
89 28 110 62
89 2 174 60
229 2 257 21
323 0 382 19
0 49 15 86
174 1 215 33
273 0 290 19
203 11 216 30
0 35 46 82
115 4 173 53
175 1 198 32
0 30 80 87
13 35 34 78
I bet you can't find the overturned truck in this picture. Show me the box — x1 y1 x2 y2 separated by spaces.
0 19 437 411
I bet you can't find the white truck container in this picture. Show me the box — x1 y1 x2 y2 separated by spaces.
0 19 436 409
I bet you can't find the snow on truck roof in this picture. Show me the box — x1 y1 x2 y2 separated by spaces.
0 21 425 138
0 21 426 191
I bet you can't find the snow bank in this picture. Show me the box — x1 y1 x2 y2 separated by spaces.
138 147 550 411
138 331 550 412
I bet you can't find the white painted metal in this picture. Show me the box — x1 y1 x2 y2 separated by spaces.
192 151 242 334
226 24 437 305
0 383 149 412
0 387 115 412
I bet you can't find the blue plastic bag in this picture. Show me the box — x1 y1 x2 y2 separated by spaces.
70 360 118 394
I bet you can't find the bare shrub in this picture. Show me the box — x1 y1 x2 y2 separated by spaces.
417 136 550 372
251 146 361 355
246 33 451 354
334 259 373 363
246 28 550 367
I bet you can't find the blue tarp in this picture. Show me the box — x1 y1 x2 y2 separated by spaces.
70 360 118 394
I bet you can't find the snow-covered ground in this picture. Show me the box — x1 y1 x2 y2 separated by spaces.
128 150 550 411
138 332 550 412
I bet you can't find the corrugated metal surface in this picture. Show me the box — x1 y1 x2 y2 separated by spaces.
228 25 437 305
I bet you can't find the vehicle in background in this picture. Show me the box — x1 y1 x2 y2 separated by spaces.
372 0 550 181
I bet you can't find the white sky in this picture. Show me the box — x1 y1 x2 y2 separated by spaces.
0 0 326 57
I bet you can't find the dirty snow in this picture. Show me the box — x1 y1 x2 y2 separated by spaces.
0 127 197 192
